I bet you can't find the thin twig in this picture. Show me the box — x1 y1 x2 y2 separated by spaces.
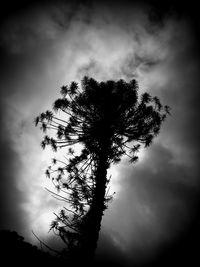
31 230 61 254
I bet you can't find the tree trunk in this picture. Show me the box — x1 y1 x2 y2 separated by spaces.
79 150 109 262
77 116 112 262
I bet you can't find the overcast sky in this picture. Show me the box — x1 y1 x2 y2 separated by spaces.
0 1 200 266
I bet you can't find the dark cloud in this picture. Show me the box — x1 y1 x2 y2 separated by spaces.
0 1 66 236
103 142 200 265
96 230 129 266
0 105 27 234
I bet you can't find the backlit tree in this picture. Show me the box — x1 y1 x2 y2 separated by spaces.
35 77 170 262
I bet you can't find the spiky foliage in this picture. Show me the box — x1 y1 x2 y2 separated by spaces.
35 77 170 259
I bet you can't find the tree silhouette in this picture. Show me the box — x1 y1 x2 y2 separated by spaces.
35 77 170 262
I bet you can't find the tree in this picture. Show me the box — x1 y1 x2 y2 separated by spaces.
35 77 170 262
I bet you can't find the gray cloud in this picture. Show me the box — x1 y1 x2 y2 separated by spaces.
102 143 200 265
0 104 28 234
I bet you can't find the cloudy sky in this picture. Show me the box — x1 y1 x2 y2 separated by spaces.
0 0 200 266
